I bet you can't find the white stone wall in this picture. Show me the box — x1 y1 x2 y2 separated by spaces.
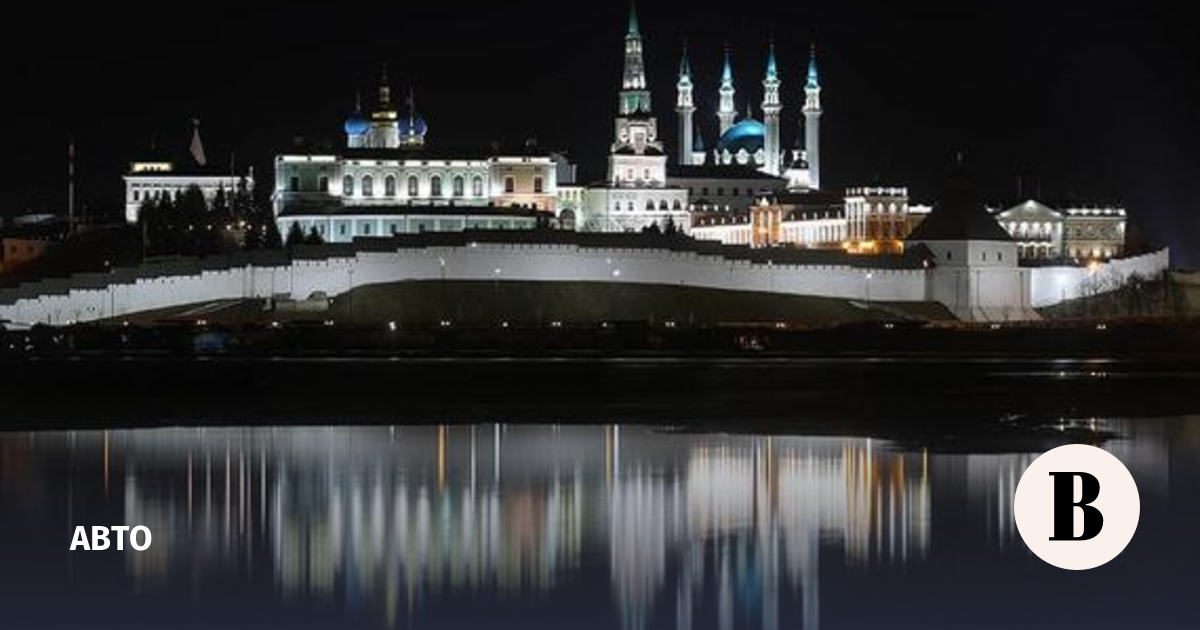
0 242 1169 326
1029 248 1170 308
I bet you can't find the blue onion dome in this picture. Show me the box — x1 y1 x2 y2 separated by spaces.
717 119 765 154
344 112 370 136
400 114 428 137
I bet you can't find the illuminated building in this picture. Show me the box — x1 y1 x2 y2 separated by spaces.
122 120 252 224
992 200 1127 260
272 67 560 242
580 5 690 233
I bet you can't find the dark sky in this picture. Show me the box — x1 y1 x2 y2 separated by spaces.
10 0 1198 266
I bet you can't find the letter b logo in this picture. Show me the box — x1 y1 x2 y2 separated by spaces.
1048 472 1104 540
1014 445 1140 570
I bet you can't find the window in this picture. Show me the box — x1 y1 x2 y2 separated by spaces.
981 252 987 261
385 175 396 197
646 200 655 210
504 177 515 193
363 223 372 235
339 223 347 236
672 199 681 210
133 190 140 201
998 251 1003 261
472 176 484 197
431 176 442 197
289 176 300 192
946 250 953 260
343 175 354 196
701 187 709 196
362 175 374 197
408 175 419 197
643 169 650 180
319 176 328 192
453 176 465 197
626 202 634 211
717 187 724 196
659 200 668 210
534 177 543 193
732 187 739 196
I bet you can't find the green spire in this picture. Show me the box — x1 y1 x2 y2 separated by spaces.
679 40 691 79
627 2 639 36
766 39 778 80
721 45 733 84
806 44 820 88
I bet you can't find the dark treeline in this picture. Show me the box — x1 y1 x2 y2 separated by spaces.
136 178 288 257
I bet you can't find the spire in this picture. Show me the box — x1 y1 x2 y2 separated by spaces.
189 118 206 167
721 44 733 84
766 39 778 81
618 2 650 112
678 39 692 80
806 44 820 88
354 90 362 113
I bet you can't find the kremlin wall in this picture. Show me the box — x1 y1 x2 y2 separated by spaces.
0 232 1169 327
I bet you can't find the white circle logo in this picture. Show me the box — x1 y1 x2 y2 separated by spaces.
1013 444 1140 570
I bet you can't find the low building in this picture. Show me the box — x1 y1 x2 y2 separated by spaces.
122 122 252 224
992 200 1126 260
276 205 542 243
843 187 911 254
666 164 788 213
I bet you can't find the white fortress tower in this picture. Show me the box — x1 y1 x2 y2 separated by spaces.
803 46 823 190
761 42 782 176
675 44 695 166
717 46 736 136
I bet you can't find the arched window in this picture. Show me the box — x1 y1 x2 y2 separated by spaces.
659 200 668 210
504 177 515 193
672 199 681 210
384 175 396 197
453 175 464 197
645 200 655 210
362 175 374 197
431 176 443 197
407 175 419 197
343 175 354 196
472 176 483 197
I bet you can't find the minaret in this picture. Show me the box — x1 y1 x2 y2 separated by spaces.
619 3 651 115
675 41 695 166
803 45 823 190
762 40 782 175
717 45 736 135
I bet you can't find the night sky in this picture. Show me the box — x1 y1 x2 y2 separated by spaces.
10 0 1198 266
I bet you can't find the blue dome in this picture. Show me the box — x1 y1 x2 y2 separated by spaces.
717 119 765 154
344 114 370 136
400 114 428 138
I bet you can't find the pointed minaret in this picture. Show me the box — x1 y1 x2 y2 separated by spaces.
718 44 736 135
619 2 651 115
762 39 782 175
676 40 695 166
803 44 823 190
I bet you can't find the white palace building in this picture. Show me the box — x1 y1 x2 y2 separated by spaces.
20 4 1161 326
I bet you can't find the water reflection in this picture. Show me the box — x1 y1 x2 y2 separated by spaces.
0 419 1193 629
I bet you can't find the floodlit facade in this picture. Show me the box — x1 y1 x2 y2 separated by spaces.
272 69 558 243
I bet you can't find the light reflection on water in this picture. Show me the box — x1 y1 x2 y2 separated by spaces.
0 419 1194 629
